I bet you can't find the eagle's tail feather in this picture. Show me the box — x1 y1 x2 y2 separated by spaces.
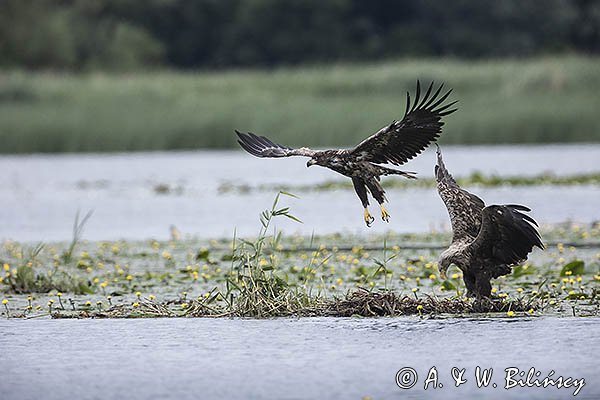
378 166 417 179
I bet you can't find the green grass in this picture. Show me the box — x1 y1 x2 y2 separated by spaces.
0 56 599 153
1 217 599 318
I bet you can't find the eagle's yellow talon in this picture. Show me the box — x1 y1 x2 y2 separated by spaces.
380 205 391 222
364 208 374 227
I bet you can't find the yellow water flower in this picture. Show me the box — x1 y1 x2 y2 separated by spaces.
2 263 9 271
135 291 142 297
429 274 437 280
126 275 133 281
506 311 515 317
132 302 140 308
516 288 524 293
56 292 63 297
451 273 459 279
491 287 497 294
149 295 156 301
181 303 189 309
416 305 424 311
411 287 418 293
85 301 92 306
2 299 8 305
528 309 534 315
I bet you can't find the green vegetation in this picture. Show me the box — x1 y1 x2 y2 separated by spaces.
1 56 599 153
1 194 599 319
1 1 598 70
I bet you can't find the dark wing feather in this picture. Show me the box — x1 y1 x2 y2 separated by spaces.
435 145 485 242
349 81 457 165
236 131 317 158
467 205 544 264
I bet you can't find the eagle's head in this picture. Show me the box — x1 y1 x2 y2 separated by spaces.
307 151 339 168
306 154 329 168
438 249 454 280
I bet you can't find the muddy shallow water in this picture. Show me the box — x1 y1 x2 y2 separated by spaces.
1 317 598 399
1 144 600 242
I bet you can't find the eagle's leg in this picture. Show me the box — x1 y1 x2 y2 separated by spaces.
463 270 477 298
380 204 391 222
364 208 375 227
475 273 492 298
466 265 493 298
365 180 389 223
352 177 374 227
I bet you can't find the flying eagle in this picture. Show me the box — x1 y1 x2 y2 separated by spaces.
236 81 457 226
435 146 544 298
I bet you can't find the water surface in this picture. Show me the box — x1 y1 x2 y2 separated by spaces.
1 317 598 399
2 144 599 241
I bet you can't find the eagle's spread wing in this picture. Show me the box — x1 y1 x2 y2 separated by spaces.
435 146 485 242
349 81 457 165
236 131 317 158
466 205 544 265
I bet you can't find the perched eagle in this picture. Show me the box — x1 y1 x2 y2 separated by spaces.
435 146 544 298
237 81 457 226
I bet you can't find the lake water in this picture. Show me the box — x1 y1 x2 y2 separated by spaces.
0 317 598 400
1 144 599 242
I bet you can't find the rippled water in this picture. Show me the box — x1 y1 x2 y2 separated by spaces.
2 144 599 241
0 317 598 400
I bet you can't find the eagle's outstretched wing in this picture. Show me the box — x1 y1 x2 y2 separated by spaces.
349 81 457 165
435 146 485 242
236 131 318 158
466 205 544 264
